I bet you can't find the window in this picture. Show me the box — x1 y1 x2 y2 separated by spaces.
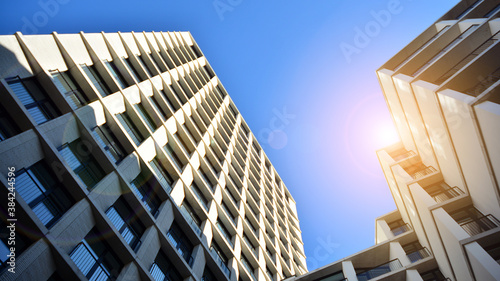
149 158 174 193
160 88 181 111
167 222 194 265
134 103 157 131
241 254 256 280
130 173 162 217
191 183 209 211
180 201 202 236
92 124 126 164
314 271 345 281
103 60 128 89
16 161 74 227
209 242 230 277
137 55 153 77
80 64 111 97
116 112 145 146
0 103 20 142
106 197 145 251
50 70 87 109
201 268 217 281
58 139 105 189
148 96 168 121
69 228 122 280
0 220 32 272
163 142 184 171
122 57 141 82
7 76 60 125
150 250 182 281
216 219 233 248
266 266 275 281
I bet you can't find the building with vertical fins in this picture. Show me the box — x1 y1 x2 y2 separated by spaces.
0 31 307 281
285 0 500 281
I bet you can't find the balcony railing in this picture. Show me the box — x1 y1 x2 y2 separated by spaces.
216 222 234 248
411 166 437 180
240 258 257 281
407 247 431 263
391 224 411 236
210 247 231 277
167 230 194 266
392 150 416 162
460 214 500 236
356 259 403 281
179 205 202 237
431 186 464 203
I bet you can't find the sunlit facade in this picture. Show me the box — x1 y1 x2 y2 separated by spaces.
0 31 307 281
286 0 500 280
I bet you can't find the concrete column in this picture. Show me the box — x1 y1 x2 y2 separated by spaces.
136 226 160 269
390 242 411 267
190 244 206 279
406 269 424 281
155 200 174 233
342 260 358 281
117 262 141 281
465 242 500 281
376 219 394 244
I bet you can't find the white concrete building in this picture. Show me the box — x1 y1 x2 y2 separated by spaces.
287 0 500 280
0 31 307 281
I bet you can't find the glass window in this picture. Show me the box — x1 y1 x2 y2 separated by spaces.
116 112 145 146
80 64 111 97
0 103 20 142
104 60 128 89
106 197 145 251
122 57 142 82
69 228 122 280
130 173 162 217
7 76 60 125
16 161 74 227
150 250 182 281
92 124 126 164
149 158 174 193
167 222 194 265
50 70 87 109
58 139 105 189
134 103 157 131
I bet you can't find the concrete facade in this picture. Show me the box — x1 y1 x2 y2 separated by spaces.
0 31 306 281
287 0 500 280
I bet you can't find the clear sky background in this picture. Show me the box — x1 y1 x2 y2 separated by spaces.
0 0 459 270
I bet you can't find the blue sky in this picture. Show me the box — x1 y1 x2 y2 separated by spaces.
0 0 459 270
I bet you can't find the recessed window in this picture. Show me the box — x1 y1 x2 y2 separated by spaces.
150 250 183 281
130 173 162 218
80 64 111 97
116 112 145 146
69 228 123 280
17 161 74 227
149 158 174 193
92 124 126 164
58 138 105 189
50 69 87 109
0 103 20 142
7 76 60 125
167 222 194 266
103 60 128 89
106 197 145 251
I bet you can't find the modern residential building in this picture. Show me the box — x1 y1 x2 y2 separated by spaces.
0 31 307 281
286 0 500 281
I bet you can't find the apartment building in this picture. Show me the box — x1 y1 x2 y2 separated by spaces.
0 31 307 281
286 0 500 280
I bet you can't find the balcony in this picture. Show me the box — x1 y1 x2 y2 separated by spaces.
407 247 431 263
425 183 464 203
390 223 411 236
389 148 416 162
356 259 403 281
460 214 500 236
405 162 437 180
180 203 202 237
209 246 231 277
